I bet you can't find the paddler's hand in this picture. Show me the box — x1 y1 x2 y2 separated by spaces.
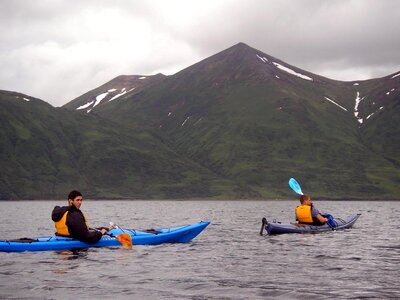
100 228 108 235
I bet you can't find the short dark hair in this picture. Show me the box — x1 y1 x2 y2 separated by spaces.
299 195 310 204
68 190 82 201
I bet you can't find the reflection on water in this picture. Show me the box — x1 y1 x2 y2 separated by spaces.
51 249 89 275
0 200 399 299
56 249 89 260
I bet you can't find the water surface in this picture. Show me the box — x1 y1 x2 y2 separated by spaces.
0 200 399 299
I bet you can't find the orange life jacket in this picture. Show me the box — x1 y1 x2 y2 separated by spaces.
54 210 88 236
295 205 314 224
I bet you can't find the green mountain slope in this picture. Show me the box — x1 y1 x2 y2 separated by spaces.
2 43 399 199
357 74 400 194
87 43 400 199
0 90 226 199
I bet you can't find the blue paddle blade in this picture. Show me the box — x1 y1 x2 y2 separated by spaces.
289 178 304 195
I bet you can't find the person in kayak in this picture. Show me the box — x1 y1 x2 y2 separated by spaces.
51 190 108 243
295 195 328 225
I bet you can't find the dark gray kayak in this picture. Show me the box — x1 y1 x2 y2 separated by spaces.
261 214 361 235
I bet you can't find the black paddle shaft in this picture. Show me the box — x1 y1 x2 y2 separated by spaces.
260 218 268 235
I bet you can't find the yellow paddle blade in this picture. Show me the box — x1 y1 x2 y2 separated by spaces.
116 233 132 249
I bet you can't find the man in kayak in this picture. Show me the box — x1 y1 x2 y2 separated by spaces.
295 195 328 225
51 190 108 243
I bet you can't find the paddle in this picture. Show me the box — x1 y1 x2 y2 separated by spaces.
288 178 304 195
108 223 133 249
108 232 132 249
259 217 268 236
95 225 133 249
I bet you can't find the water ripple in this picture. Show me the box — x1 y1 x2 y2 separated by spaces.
0 200 400 299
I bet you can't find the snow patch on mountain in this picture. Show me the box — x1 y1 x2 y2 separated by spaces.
93 92 108 108
354 92 366 124
139 76 147 80
15 96 30 102
366 106 384 120
272 62 313 81
193 117 202 126
181 116 190 126
75 86 138 113
391 73 400 79
109 88 128 102
386 88 395 95
256 54 268 63
324 97 348 111
77 100 94 110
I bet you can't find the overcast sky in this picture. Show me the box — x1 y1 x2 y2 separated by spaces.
1 0 399 107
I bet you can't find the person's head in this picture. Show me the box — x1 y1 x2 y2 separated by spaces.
68 190 83 209
299 195 312 206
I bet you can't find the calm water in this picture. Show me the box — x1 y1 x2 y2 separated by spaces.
0 200 399 299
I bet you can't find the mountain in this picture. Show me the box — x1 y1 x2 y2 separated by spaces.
0 90 228 199
2 43 399 199
63 73 166 113
64 42 400 199
356 74 400 160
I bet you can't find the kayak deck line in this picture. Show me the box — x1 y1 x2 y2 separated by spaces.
116 223 194 236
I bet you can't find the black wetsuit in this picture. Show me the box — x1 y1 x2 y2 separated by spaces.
51 205 102 243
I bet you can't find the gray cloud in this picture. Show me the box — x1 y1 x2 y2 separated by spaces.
1 0 399 106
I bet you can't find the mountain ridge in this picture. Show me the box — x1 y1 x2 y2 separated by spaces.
1 42 399 199
65 42 399 199
65 43 399 128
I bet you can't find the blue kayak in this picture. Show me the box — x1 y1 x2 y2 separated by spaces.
0 221 210 252
261 214 361 235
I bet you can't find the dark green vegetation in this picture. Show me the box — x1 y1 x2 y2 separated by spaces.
0 91 221 199
1 43 399 199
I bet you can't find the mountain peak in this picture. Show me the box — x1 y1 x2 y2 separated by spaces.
231 42 252 50
173 41 318 86
218 42 261 58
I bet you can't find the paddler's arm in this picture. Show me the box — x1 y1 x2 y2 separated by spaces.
311 205 328 224
66 211 103 243
316 213 328 224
